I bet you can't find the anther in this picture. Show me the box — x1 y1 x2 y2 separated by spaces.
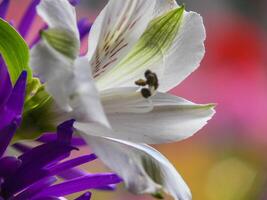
144 70 152 78
141 88 152 98
135 79 147 87
146 73 159 89
135 69 159 98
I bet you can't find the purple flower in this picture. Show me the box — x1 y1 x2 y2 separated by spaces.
0 57 121 199
0 56 25 157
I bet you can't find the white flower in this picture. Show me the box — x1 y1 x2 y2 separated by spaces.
30 0 215 199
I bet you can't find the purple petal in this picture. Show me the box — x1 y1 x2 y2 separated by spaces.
18 142 76 169
33 197 62 200
12 142 32 153
35 173 122 197
69 0 80 6
36 133 57 143
2 142 76 196
77 18 92 41
57 119 75 144
2 168 48 197
0 56 12 109
0 120 19 157
37 133 86 146
0 71 27 130
13 176 57 200
0 156 21 178
0 0 9 19
57 168 117 191
75 192 91 200
18 0 41 37
57 168 87 180
47 154 97 176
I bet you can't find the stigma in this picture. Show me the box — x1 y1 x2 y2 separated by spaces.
135 70 159 98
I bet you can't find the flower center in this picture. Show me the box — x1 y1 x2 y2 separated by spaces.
135 70 159 98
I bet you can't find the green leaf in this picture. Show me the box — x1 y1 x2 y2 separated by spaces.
41 28 79 60
0 18 32 84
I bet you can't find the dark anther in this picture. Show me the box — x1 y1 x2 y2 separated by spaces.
135 70 159 98
145 70 159 90
135 79 147 86
141 88 152 98
144 70 152 78
146 73 159 89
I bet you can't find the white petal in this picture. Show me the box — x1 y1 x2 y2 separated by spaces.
31 0 83 111
82 135 191 200
76 88 215 144
158 11 206 91
30 45 109 127
95 5 185 90
30 41 73 111
101 87 153 114
87 0 156 82
106 89 215 144
96 8 205 93
69 57 110 127
154 0 178 16
37 0 79 41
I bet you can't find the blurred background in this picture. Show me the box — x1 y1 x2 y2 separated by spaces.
4 0 267 199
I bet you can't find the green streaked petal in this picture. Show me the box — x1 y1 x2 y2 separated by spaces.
122 5 185 64
12 97 62 142
82 136 192 200
152 192 164 199
24 80 51 113
96 5 185 90
41 28 79 59
0 18 32 84
141 155 164 185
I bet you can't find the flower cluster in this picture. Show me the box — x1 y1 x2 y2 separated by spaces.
0 0 215 200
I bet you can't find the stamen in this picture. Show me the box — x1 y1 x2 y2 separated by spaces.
141 88 152 98
135 79 147 86
135 70 159 98
146 72 159 89
144 70 152 78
